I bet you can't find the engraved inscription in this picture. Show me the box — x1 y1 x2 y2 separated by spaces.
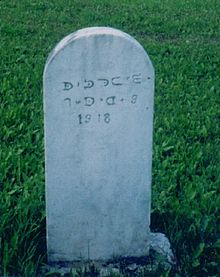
84 97 95 106
97 78 109 86
106 96 116 105
84 80 94 89
132 73 142 84
64 95 139 108
78 113 111 125
64 94 140 125
111 76 122 86
64 98 71 106
61 72 149 125
63 82 73 91
62 73 151 91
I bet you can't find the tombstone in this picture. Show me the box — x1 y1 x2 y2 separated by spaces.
44 27 170 265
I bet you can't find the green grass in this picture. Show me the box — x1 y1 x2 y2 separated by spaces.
0 0 220 276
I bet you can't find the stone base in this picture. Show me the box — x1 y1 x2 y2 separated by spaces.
42 233 176 276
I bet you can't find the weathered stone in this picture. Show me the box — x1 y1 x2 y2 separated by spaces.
150 232 175 264
44 27 173 266
44 27 154 262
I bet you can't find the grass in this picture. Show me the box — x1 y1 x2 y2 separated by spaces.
0 0 220 276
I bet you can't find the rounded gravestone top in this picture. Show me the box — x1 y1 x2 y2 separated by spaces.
44 27 154 75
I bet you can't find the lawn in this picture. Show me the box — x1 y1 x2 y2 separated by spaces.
0 0 220 276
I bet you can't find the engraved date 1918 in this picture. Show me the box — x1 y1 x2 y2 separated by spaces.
78 113 110 125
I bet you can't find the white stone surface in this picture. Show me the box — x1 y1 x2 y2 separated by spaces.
44 27 154 262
